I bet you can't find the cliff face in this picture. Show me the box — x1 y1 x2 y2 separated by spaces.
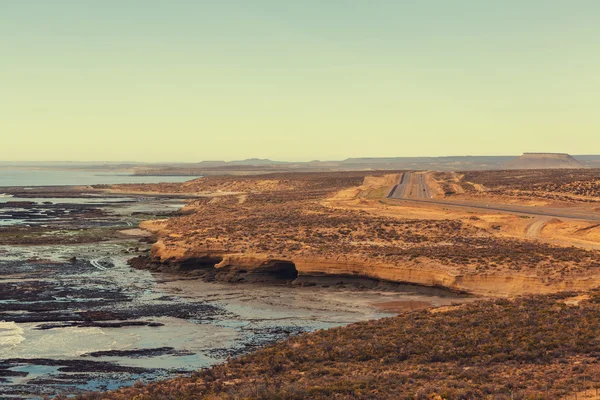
133 171 600 298
504 153 583 169
149 240 600 297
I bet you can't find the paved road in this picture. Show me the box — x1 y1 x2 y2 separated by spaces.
387 172 432 199
407 198 600 221
415 173 432 199
387 173 406 199
387 173 600 222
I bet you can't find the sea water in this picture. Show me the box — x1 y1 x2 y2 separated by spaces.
0 168 197 187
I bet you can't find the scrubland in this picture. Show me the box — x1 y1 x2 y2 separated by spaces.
72 290 600 399
79 170 600 399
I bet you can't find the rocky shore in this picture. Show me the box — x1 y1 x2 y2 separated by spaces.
2 184 465 398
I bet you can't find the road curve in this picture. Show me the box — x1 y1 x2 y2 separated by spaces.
525 218 552 238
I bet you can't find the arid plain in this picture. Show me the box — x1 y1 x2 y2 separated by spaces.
110 168 600 297
68 166 600 399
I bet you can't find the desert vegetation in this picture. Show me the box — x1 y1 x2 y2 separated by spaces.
128 172 600 284
71 290 600 399
106 171 375 195
456 169 600 202
71 170 600 399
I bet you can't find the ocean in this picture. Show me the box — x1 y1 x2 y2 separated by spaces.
0 168 197 187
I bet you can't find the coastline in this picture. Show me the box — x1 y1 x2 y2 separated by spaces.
3 169 600 398
124 172 600 298
1 180 468 398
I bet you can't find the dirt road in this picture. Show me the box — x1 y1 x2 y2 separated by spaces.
526 218 552 238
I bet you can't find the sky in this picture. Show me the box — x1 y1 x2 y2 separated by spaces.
1 1 598 162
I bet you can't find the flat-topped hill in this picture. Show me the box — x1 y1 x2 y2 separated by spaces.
504 153 584 169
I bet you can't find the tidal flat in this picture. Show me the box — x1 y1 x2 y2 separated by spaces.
0 187 468 399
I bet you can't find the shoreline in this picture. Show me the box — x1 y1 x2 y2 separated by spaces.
1 182 467 398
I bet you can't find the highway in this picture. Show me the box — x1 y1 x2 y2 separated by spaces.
414 173 432 199
387 172 600 222
387 172 432 199
387 173 406 198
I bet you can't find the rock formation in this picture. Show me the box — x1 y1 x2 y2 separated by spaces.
504 153 583 169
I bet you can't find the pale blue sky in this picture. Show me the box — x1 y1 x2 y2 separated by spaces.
1 1 598 161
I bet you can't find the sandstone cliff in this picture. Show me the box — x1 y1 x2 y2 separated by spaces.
133 171 600 298
148 239 600 297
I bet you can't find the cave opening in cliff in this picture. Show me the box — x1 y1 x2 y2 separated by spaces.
264 261 298 281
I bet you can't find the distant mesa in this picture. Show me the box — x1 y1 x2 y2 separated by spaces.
504 153 584 169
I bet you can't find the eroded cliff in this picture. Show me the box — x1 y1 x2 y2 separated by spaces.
131 171 600 297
